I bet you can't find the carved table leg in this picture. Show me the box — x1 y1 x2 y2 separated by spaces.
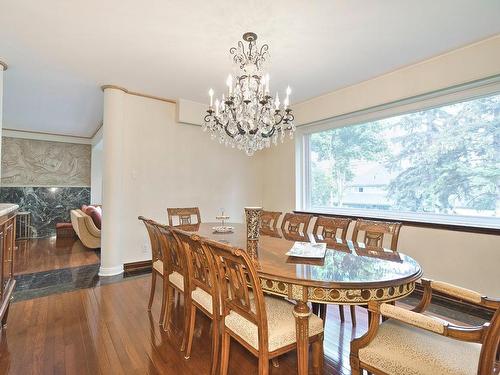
294 301 311 375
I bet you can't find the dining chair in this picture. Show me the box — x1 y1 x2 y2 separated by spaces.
167 207 202 228
260 210 282 231
313 216 351 241
311 216 355 325
138 216 165 317
350 279 500 375
171 228 221 375
152 222 190 351
349 219 402 326
204 237 325 375
280 212 313 235
352 219 402 250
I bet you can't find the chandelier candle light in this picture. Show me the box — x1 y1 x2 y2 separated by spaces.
203 32 295 156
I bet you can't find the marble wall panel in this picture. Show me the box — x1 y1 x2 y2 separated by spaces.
0 187 90 237
1 137 91 187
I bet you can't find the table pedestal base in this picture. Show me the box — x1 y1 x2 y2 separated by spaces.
294 301 311 375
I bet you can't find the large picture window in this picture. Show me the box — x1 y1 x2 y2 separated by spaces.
304 92 500 228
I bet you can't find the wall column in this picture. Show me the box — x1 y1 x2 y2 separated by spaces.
99 86 126 276
0 60 7 179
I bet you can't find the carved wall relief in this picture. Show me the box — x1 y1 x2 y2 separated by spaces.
1 137 91 187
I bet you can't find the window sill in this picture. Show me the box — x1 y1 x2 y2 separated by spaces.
295 208 500 235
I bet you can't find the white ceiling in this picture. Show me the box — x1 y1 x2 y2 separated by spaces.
1 0 500 138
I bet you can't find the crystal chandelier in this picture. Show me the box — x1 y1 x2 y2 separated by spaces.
203 32 295 156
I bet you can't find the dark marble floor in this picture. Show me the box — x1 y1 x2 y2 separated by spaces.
14 264 149 302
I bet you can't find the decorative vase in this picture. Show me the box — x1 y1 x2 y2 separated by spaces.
246 239 261 269
244 207 262 240
246 239 259 259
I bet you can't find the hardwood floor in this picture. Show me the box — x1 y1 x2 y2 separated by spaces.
0 275 368 374
14 237 100 275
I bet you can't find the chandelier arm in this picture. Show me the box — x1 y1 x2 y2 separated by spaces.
224 124 237 138
236 122 247 136
204 113 213 123
249 127 259 135
283 111 295 125
256 44 269 69
273 112 284 126
214 115 238 139
260 126 276 138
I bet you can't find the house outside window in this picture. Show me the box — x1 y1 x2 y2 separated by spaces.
301 90 500 228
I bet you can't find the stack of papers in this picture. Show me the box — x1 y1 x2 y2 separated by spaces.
285 242 327 259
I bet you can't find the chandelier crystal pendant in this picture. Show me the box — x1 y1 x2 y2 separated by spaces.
203 32 295 156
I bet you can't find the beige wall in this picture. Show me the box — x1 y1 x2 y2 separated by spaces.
294 35 500 126
260 35 500 296
116 93 263 264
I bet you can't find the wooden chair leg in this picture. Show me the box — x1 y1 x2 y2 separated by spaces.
311 302 319 315
319 304 327 323
350 305 357 326
180 291 189 352
159 276 167 327
350 356 362 375
148 271 157 311
163 285 174 333
220 332 231 375
2 304 10 328
311 338 323 375
175 288 181 306
184 304 197 359
258 352 269 375
210 317 220 375
338 305 345 322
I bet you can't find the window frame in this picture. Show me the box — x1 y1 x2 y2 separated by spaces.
297 76 500 230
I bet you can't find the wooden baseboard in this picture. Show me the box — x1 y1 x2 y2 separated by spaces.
123 260 152 274
412 283 494 320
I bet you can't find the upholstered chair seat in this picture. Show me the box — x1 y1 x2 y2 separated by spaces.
358 319 481 375
225 295 324 352
152 259 163 274
168 271 184 292
191 287 215 314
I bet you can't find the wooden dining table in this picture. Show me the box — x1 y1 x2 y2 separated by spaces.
183 222 423 374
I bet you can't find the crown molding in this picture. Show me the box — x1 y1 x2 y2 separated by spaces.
0 60 8 71
101 84 127 93
101 84 176 104
2 128 93 144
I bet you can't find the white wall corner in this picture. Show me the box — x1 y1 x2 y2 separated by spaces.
176 98 206 126
91 124 103 145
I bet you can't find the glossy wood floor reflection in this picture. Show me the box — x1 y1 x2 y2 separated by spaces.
14 237 100 275
0 275 367 374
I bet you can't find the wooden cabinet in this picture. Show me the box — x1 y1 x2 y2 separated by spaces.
0 209 17 332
